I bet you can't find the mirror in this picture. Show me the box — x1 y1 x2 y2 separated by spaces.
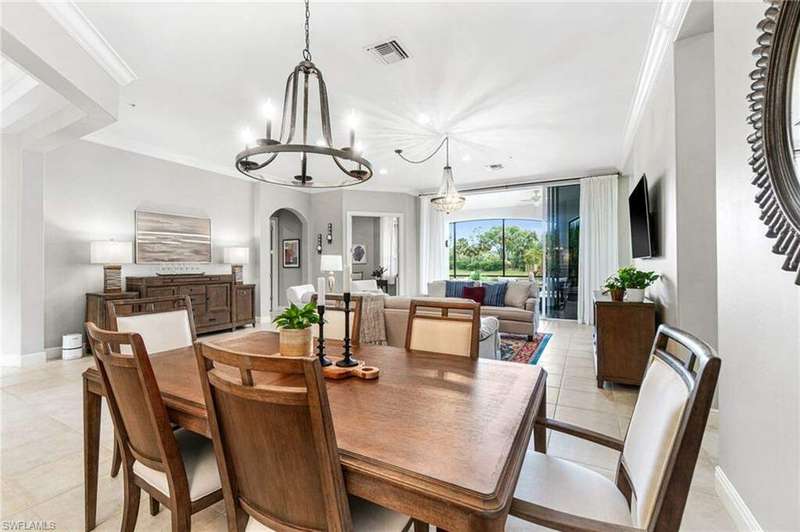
750 2 800 284
347 213 401 295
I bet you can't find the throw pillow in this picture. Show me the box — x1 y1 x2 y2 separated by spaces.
462 286 486 304
445 280 475 298
483 282 508 307
504 281 531 308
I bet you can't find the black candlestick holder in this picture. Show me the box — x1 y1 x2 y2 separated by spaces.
336 292 359 367
316 305 332 367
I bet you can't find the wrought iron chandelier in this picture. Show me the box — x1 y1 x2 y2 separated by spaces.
234 0 372 188
395 136 465 213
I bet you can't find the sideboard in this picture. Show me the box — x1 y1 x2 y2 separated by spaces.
125 274 255 334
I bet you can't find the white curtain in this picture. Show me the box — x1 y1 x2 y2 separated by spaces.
577 175 619 324
418 196 449 294
380 216 399 280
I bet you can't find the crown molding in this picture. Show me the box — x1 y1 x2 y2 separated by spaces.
38 0 137 86
619 0 691 167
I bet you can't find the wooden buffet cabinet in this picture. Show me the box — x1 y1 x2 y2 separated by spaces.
125 274 256 334
593 293 656 388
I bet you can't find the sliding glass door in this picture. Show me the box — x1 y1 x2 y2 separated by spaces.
542 184 580 320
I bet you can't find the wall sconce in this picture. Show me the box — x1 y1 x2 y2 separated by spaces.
316 234 323 254
327 223 333 244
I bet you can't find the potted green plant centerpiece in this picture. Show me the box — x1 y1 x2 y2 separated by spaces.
603 275 627 302
272 302 320 357
617 266 659 302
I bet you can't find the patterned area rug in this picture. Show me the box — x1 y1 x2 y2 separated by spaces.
500 333 552 364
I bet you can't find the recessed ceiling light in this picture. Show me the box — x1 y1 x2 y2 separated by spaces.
354 142 366 153
316 138 328 147
240 127 255 145
379 168 388 175
462 154 471 162
417 113 431 125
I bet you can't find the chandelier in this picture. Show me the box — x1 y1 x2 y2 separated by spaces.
234 0 372 188
395 136 465 213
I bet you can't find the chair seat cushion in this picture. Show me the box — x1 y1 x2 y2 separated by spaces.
133 429 221 501
509 451 632 528
244 495 409 531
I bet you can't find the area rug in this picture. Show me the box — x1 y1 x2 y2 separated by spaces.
500 333 552 365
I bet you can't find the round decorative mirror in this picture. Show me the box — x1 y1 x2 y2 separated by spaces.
751 1 800 284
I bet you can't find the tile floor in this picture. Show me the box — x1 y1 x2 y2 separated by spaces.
0 320 736 531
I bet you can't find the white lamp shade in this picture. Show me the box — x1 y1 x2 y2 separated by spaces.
90 241 132 264
224 247 250 264
320 254 343 272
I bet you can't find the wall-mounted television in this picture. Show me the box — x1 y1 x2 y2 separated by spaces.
629 175 655 259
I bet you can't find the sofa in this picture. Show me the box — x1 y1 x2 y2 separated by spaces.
425 279 540 339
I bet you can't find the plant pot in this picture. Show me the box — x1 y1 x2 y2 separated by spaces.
609 288 626 302
625 288 645 302
279 327 313 357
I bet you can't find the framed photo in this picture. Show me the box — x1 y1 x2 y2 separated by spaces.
352 271 364 280
135 211 211 263
282 239 300 268
352 243 367 264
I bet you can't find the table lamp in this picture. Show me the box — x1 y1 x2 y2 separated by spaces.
320 254 343 292
224 247 249 284
90 240 133 293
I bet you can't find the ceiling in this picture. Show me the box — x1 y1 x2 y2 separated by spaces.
1 56 69 134
77 1 657 193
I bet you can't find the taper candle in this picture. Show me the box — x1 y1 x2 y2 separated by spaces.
316 277 326 306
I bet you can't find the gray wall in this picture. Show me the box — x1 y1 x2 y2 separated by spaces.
43 141 256 349
714 2 800 529
351 216 381 279
272 209 304 307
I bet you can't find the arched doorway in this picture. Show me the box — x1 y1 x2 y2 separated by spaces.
268 208 307 312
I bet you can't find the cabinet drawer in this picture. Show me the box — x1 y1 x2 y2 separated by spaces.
179 285 206 296
205 309 230 325
147 287 177 297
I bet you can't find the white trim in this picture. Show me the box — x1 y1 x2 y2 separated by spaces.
619 0 691 167
38 1 137 86
345 210 406 296
714 466 763 531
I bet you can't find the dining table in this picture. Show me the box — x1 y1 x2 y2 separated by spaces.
83 330 547 531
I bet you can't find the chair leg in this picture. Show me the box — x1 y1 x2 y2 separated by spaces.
412 519 430 532
149 495 160 516
170 504 191 532
111 439 121 477
121 474 141 532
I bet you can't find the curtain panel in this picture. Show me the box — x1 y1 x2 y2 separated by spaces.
418 196 450 294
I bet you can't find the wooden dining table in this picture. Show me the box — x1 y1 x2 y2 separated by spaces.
83 331 547 531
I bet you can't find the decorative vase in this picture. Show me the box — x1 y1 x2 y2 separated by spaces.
626 288 645 302
279 327 313 357
610 288 626 302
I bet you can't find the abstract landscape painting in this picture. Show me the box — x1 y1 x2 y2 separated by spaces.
135 211 211 263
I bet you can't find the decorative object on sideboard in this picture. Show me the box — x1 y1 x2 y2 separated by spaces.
223 247 249 284
372 265 387 279
135 211 211 264
327 223 333 244
602 274 626 302
395 136 465 213
90 240 132 292
316 234 323 254
233 0 372 188
272 302 320 357
320 254 342 292
282 238 300 268
749 2 800 285
616 266 659 303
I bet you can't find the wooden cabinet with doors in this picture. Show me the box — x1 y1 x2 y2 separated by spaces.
232 284 256 328
84 291 139 352
125 274 255 334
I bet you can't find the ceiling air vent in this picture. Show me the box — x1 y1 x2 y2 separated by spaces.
365 38 410 65
486 163 505 172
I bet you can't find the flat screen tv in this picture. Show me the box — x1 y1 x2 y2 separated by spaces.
629 175 654 259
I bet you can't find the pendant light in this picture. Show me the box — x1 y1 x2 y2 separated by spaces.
234 0 372 188
395 136 465 214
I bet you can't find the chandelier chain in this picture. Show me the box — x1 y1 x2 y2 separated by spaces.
303 0 312 61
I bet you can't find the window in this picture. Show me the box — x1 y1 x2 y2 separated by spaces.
448 218 544 279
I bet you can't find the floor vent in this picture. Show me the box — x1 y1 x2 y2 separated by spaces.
365 38 410 65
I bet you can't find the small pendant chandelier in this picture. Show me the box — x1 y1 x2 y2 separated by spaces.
395 136 465 214
234 0 372 188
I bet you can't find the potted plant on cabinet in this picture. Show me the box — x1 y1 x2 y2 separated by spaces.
272 302 320 357
603 275 627 302
372 265 387 279
617 266 659 302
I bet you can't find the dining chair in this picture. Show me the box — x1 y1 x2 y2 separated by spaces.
311 294 362 346
85 322 223 532
404 299 480 359
509 324 721 531
107 295 197 479
193 341 410 531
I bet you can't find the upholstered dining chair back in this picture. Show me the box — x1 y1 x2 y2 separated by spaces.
405 299 480 359
108 295 196 355
618 324 721 530
311 294 362 346
85 322 188 495
194 342 352 531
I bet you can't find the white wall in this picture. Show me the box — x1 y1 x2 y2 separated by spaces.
714 3 800 529
43 140 257 349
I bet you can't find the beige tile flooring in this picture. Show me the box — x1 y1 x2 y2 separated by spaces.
0 320 736 531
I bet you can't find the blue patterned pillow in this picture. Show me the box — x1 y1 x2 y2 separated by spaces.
445 280 475 298
482 282 508 307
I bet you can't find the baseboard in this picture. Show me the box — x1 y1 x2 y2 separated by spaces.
1 350 47 367
715 466 763 531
